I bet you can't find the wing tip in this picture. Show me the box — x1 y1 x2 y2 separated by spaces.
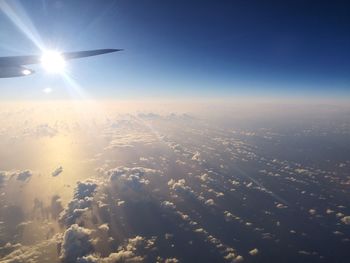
107 48 124 52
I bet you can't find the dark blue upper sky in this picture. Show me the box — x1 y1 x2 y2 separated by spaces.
0 0 350 99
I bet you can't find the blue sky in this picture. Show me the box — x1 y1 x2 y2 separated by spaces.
0 0 350 100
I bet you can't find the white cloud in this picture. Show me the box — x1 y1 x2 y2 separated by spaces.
199 173 210 182
161 201 176 209
106 167 159 191
341 216 350 225
276 203 287 209
98 223 109 232
309 209 317 215
60 224 94 262
59 180 98 226
105 130 157 150
168 179 193 195
164 258 179 263
192 151 201 161
326 208 334 214
0 170 34 186
0 235 60 263
205 199 215 206
224 252 236 260
106 251 143 262
234 255 244 262
249 248 259 256
77 235 156 262
224 211 235 222
116 200 125 206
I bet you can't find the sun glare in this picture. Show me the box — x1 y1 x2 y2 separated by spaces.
41 51 66 73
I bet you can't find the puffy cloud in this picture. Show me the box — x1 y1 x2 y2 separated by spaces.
106 167 159 191
249 248 259 256
76 255 99 263
52 166 63 177
204 199 215 206
223 211 235 222
74 180 99 199
15 170 32 182
77 250 143 263
98 223 109 232
167 179 193 195
207 188 224 198
194 228 205 233
0 170 33 188
336 212 344 218
105 131 157 150
116 200 125 206
125 235 156 252
276 203 287 209
168 179 185 189
199 173 210 182
165 258 179 263
308 209 317 215
326 209 334 214
103 251 143 262
161 200 176 209
0 242 22 258
55 170 164 261
192 151 201 161
224 252 236 260
76 235 156 263
294 168 311 175
60 224 94 262
59 180 98 226
4 107 350 263
0 235 59 263
234 255 244 262
341 216 350 225
230 180 240 186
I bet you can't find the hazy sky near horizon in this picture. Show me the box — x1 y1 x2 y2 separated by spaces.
0 0 350 100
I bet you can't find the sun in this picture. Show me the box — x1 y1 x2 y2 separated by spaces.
41 51 66 73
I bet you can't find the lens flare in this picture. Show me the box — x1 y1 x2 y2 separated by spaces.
22 69 32 75
42 87 53 94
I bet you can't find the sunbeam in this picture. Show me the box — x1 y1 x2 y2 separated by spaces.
0 0 45 51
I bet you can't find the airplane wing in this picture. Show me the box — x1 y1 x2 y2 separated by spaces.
0 49 122 66
0 48 122 78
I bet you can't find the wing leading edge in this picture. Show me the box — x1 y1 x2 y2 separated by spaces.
0 48 122 78
0 49 122 67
